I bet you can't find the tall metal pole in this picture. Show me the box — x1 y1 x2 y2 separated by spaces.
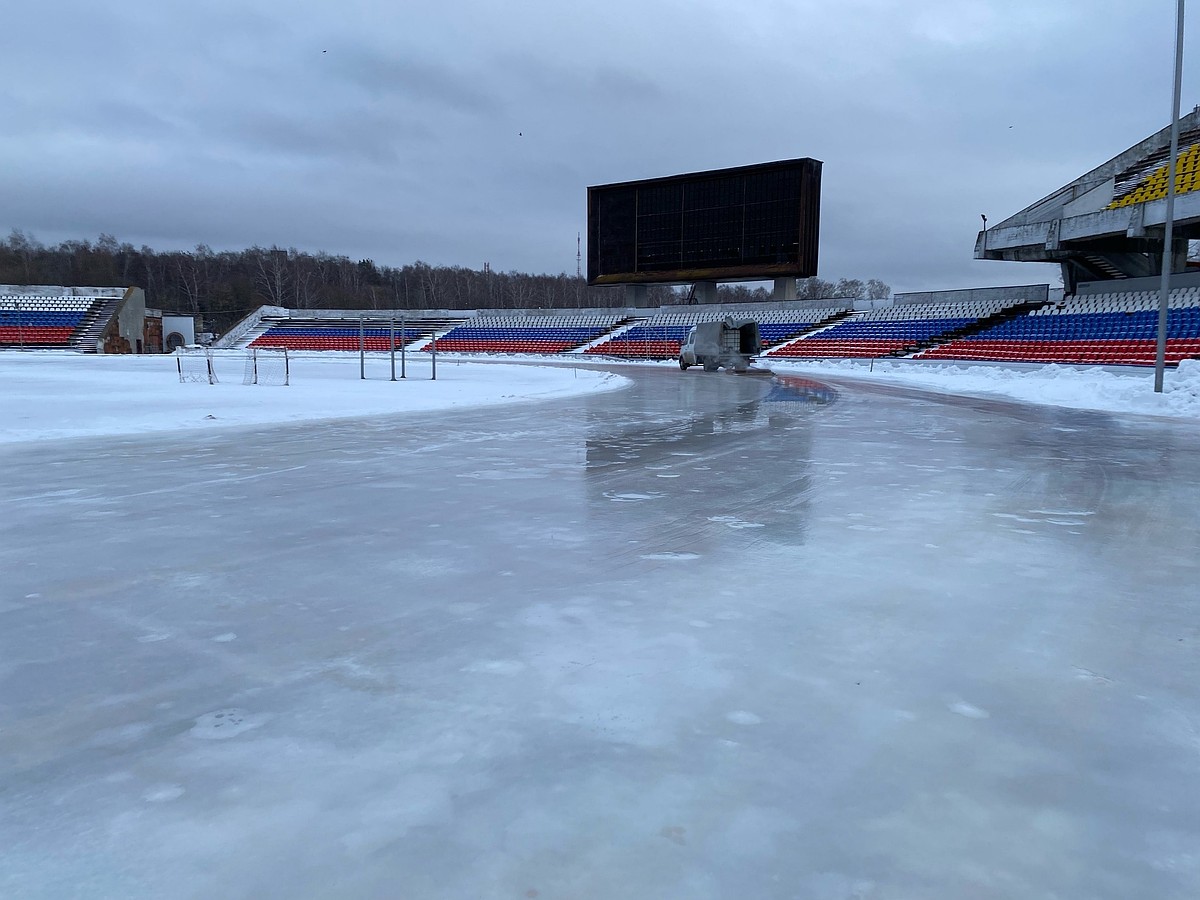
1155 0 1186 393
359 315 365 380
401 314 407 378
431 326 437 381
389 315 396 381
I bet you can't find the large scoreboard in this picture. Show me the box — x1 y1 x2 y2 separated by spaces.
586 158 821 286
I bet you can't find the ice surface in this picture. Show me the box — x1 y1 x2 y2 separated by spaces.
2 362 1200 898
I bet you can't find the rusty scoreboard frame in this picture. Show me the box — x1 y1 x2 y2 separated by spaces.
586 158 821 286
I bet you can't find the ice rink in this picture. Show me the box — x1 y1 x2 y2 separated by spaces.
3 364 1200 898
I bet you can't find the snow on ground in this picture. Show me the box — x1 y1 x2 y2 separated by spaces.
764 357 1200 419
0 351 630 445
487 352 1200 420
4 349 1197 447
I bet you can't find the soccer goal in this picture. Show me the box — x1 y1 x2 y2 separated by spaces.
243 347 290 386
175 347 218 384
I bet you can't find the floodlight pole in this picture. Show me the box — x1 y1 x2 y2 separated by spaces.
401 314 407 378
359 315 366 380
980 214 987 255
1156 0 1186 393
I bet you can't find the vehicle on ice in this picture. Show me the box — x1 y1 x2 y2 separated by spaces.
678 317 761 372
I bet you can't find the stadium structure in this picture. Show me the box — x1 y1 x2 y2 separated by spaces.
977 108 1200 293
207 118 1200 369
0 284 197 353
9 115 1200 368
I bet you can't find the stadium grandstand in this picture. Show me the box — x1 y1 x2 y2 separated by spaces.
217 280 1200 368
0 285 164 353
918 284 1200 366
977 108 1200 294
583 304 851 359
764 295 1037 360
430 314 626 354
246 313 466 353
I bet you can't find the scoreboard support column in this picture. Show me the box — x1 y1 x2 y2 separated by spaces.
694 282 718 304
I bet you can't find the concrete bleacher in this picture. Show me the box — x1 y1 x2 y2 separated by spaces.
222 287 1200 368
0 293 108 349
766 296 1025 359
248 314 467 352
585 303 853 359
429 314 627 354
919 287 1200 366
1108 140 1200 209
231 302 857 361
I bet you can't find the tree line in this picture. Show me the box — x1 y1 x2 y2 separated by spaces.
0 230 889 335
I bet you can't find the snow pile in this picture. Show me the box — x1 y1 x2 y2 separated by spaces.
767 357 1200 419
0 351 630 445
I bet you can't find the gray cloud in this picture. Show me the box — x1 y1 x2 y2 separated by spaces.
2 0 1197 293
328 50 499 114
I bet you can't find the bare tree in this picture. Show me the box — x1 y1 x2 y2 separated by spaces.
0 229 903 336
834 278 866 300
291 255 316 309
865 278 891 301
6 229 41 283
176 244 214 314
253 246 290 307
140 245 171 308
797 277 836 299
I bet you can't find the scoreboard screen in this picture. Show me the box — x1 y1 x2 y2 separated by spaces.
587 158 821 285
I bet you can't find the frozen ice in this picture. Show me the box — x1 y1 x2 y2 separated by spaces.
142 785 185 803
2 361 1199 898
725 711 763 726
189 709 266 740
947 701 990 720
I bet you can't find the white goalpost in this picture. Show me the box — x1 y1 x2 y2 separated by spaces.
243 347 290 386
175 347 218 384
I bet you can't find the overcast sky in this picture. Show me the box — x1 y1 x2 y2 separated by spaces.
4 1 1198 293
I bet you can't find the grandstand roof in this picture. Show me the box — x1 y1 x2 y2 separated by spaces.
978 108 1200 293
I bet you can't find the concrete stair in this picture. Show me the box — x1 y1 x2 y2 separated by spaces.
571 317 648 353
71 296 122 353
762 308 857 355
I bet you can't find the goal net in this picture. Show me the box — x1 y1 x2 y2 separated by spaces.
243 347 290 386
175 347 218 384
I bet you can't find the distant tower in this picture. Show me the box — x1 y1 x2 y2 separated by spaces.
576 233 582 279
